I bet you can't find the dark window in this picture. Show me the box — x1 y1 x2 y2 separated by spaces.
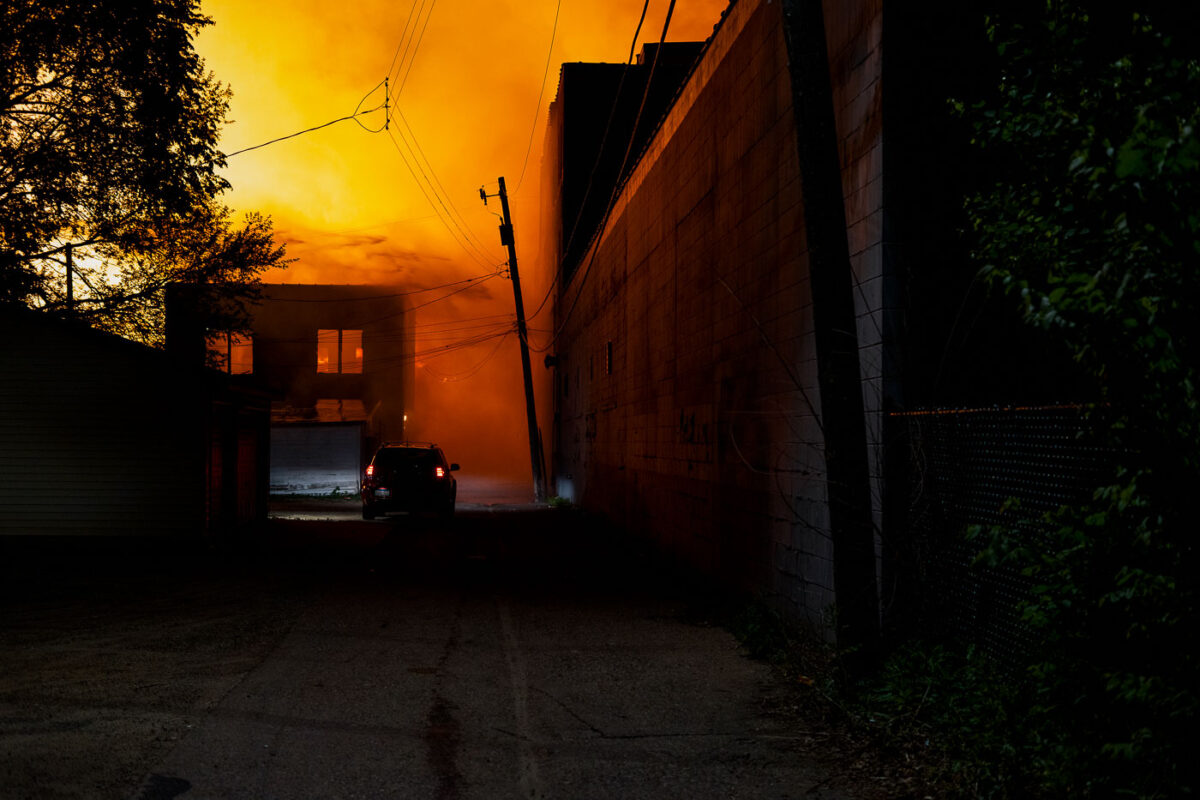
375 447 443 469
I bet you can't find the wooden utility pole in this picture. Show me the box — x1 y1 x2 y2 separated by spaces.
483 176 547 502
65 244 74 318
781 0 880 661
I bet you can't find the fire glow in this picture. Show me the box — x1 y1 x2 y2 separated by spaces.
195 0 727 478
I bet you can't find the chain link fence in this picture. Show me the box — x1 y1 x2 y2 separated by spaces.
893 405 1113 668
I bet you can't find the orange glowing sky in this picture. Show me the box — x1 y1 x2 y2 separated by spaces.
195 0 728 480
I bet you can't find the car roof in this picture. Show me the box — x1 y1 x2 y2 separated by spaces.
378 441 439 450
373 443 444 459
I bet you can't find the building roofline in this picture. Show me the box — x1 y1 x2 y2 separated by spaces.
4 302 273 400
566 1 739 278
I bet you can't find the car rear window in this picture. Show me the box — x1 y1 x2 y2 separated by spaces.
374 448 437 469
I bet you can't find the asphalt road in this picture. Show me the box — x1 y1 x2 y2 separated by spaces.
0 499 880 800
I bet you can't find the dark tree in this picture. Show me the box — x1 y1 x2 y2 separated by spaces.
0 0 287 342
963 2 1198 796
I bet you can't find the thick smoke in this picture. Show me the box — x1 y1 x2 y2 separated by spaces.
197 0 728 486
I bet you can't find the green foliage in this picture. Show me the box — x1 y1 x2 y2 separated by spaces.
968 478 1197 797
852 640 1020 798
959 2 1198 796
726 603 1025 797
0 0 288 342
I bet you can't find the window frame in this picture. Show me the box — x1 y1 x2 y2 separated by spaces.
317 328 364 374
205 331 253 375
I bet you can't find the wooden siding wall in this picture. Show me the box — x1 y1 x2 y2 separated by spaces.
1 312 267 537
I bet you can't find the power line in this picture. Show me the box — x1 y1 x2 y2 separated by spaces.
513 0 564 195
412 311 513 329
247 329 512 372
393 0 439 98
420 329 512 381
392 109 494 263
558 0 650 262
525 0 652 326
385 0 438 103
250 319 512 348
553 0 680 342
374 330 513 368
385 127 499 271
222 80 387 158
260 272 498 302
379 0 504 277
414 320 515 339
380 5 497 271
385 126 497 270
405 272 500 314
385 0 424 79
532 0 677 350
243 276 506 358
292 272 503 331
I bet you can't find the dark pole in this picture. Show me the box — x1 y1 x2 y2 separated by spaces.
65 243 73 319
781 0 880 663
496 176 547 502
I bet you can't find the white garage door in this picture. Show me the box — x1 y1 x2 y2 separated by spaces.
270 423 363 495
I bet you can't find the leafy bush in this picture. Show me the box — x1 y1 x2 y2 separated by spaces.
957 3 1199 796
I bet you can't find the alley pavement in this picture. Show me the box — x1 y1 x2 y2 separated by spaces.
0 493 882 800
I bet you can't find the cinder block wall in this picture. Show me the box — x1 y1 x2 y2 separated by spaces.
553 0 884 633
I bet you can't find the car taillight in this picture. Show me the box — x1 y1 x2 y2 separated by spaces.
435 466 445 479
365 465 374 478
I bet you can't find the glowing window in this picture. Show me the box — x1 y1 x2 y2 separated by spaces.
206 332 253 375
341 329 363 374
317 329 364 374
317 329 338 373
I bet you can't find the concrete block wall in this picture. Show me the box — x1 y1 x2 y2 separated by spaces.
553 0 885 634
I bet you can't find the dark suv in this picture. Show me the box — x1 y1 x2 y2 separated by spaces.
361 443 459 520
